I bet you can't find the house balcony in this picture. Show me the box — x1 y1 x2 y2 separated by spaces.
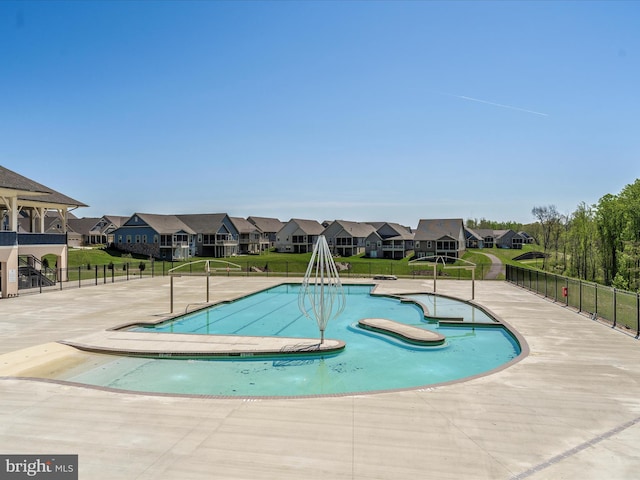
161 241 191 249
382 243 406 251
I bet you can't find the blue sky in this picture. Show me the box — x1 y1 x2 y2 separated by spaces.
1 1 638 228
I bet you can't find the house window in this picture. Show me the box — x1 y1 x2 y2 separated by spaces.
366 241 370 247
135 235 140 243
415 241 420 248
118 235 123 244
126 235 132 244
427 241 432 249
142 235 147 244
154 235 159 244
198 234 202 242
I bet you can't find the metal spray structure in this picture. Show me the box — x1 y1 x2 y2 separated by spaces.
298 235 346 344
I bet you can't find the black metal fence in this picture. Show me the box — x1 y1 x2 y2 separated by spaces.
13 258 504 297
506 264 640 337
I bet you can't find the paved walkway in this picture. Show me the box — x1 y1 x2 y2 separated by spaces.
1 276 640 479
478 251 504 279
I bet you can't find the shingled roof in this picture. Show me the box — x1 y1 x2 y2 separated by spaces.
326 220 376 238
131 213 195 234
0 165 88 208
414 218 464 241
177 214 230 235
230 216 261 234
248 216 284 233
289 218 325 235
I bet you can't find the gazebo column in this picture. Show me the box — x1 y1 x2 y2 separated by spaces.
57 208 68 233
7 196 18 232
37 206 46 233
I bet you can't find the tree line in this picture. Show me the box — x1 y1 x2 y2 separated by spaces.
530 178 640 292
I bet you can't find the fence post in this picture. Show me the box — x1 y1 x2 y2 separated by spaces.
170 275 174 314
78 266 81 288
126 263 130 281
103 265 106 284
565 278 569 306
612 288 617 328
594 283 598 317
578 280 582 313
111 265 114 283
95 265 98 285
636 293 639 339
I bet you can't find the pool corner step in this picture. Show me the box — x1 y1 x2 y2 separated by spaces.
358 318 446 346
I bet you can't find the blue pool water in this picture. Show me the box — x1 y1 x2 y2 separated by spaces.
58 284 522 397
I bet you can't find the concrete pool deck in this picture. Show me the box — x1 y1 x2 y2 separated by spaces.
1 276 640 479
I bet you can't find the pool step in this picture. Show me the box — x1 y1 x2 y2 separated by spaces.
358 318 446 346
59 331 345 359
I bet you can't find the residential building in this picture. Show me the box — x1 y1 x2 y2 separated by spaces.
413 218 466 260
177 214 239 258
465 228 526 249
113 213 196 261
247 216 284 250
275 219 324 253
87 215 128 245
322 220 376 257
494 229 525 249
518 231 536 244
365 222 415 259
465 228 495 248
67 217 101 247
230 217 263 254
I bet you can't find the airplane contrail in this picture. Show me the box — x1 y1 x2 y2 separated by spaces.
445 93 549 117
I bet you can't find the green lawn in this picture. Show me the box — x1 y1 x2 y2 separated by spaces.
57 244 545 280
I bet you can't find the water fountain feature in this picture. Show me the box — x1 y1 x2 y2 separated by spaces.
298 235 346 344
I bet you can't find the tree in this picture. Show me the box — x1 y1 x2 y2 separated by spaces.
617 179 640 290
567 202 598 281
531 205 561 270
596 193 624 285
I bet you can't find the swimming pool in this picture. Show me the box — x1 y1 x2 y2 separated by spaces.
54 284 523 397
